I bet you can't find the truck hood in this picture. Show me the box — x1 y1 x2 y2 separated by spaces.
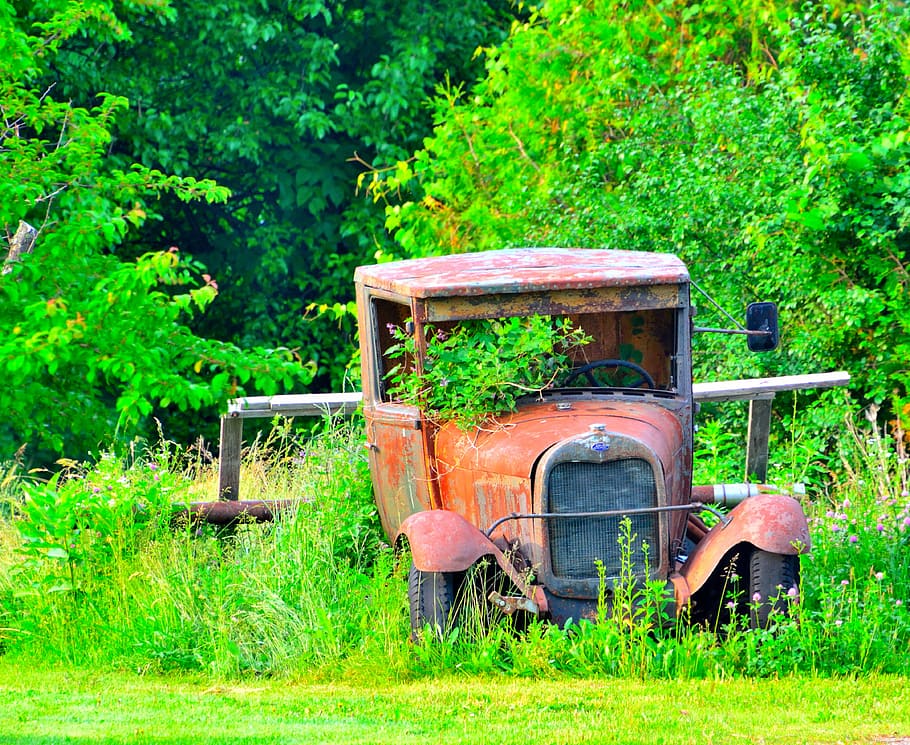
433 396 686 482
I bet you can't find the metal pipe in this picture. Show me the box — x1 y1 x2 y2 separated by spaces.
692 326 771 337
691 483 804 507
692 483 761 507
686 514 709 541
172 499 303 526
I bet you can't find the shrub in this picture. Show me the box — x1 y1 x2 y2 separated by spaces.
384 315 591 428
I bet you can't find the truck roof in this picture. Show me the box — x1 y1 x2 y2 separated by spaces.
353 248 689 299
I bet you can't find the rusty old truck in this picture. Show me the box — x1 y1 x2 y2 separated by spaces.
353 247 808 634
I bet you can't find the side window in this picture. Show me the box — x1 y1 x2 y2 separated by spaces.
371 298 412 402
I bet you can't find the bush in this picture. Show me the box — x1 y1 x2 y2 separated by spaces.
368 2 910 413
385 316 591 428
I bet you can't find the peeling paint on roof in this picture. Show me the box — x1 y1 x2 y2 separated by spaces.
354 248 689 298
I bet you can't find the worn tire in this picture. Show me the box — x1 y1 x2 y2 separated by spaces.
408 563 456 640
748 549 800 629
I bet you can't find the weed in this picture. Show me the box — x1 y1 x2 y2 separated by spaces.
385 315 591 429
693 417 742 483
0 404 908 679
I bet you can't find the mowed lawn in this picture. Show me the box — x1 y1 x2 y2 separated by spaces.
1 661 909 744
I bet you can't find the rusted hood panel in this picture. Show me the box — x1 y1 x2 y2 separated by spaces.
354 248 689 299
435 398 685 483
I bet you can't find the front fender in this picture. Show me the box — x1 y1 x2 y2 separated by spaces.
397 510 547 614
681 493 810 596
397 510 503 573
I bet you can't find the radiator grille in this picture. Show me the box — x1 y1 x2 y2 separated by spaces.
547 459 659 580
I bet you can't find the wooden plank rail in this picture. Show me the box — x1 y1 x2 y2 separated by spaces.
693 371 851 481
217 392 362 500
217 372 850 500
692 371 851 403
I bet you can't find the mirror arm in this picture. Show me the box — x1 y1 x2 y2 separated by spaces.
693 326 772 337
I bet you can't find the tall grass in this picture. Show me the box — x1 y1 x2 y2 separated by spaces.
0 416 408 678
0 403 907 680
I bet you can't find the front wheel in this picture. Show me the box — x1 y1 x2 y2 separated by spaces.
408 563 457 640
748 549 800 629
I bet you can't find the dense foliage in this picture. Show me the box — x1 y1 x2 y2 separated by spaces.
6 0 909 461
0 1 315 461
385 316 591 428
37 0 517 396
369 1 910 410
2 0 516 461
2 0 907 687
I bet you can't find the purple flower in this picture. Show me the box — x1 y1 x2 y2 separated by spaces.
752 592 762 603
876 523 885 532
787 586 799 599
849 535 859 544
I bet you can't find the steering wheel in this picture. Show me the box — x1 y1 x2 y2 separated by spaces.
562 358 656 389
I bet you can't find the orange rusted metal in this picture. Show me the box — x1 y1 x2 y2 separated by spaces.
364 403 437 539
670 571 692 609
680 493 811 597
433 400 690 582
399 510 548 613
399 510 501 572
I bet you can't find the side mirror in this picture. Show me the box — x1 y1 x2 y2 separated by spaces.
746 302 779 352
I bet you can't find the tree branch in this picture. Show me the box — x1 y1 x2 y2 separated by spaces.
3 221 38 275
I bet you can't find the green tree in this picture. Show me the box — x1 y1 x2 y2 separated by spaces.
40 0 517 396
369 0 910 404
0 1 312 462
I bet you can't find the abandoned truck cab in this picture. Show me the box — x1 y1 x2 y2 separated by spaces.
354 248 807 633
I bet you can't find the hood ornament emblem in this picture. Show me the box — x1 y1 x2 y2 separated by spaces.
588 423 610 452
